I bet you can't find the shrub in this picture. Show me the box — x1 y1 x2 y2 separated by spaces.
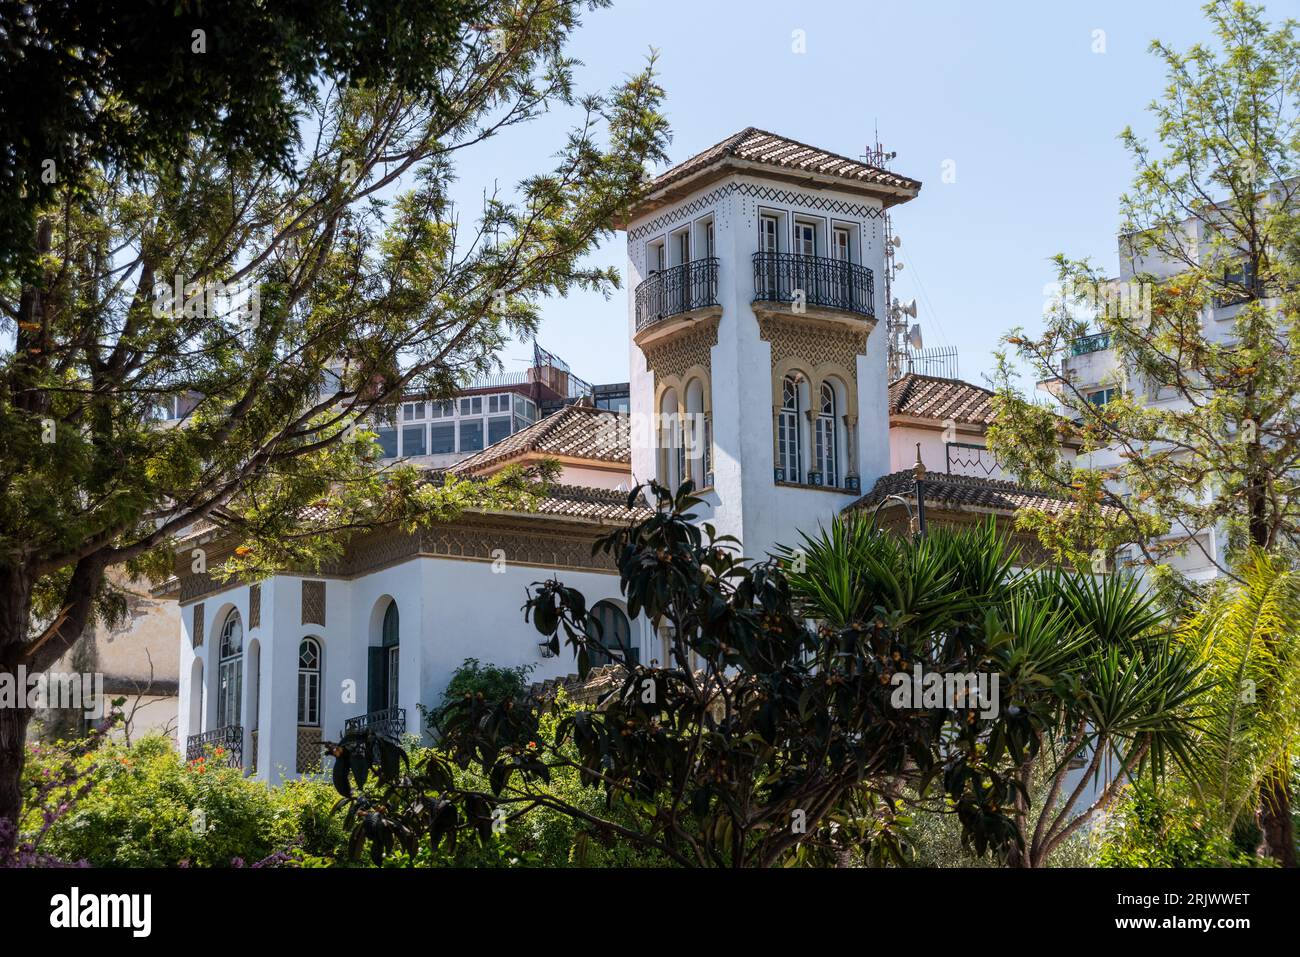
25 735 343 867
440 658 535 707
1095 779 1270 868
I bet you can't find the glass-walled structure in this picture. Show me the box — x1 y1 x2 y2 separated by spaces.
372 391 539 461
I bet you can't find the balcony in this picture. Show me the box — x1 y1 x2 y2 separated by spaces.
752 252 875 324
633 258 720 343
344 706 406 741
186 725 243 768
1070 332 1111 356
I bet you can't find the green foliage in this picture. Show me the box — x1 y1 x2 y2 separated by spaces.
0 0 478 275
1176 549 1300 845
988 1 1300 580
439 658 536 710
23 735 344 867
1096 779 1268 868
783 516 1205 867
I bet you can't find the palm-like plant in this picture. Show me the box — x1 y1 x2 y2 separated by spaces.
780 518 1204 866
1178 549 1300 864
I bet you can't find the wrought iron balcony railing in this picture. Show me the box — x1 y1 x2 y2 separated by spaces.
186 725 243 767
752 252 875 320
1070 332 1111 356
344 706 406 741
634 258 720 333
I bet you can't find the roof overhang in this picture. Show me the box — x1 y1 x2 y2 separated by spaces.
614 161 921 230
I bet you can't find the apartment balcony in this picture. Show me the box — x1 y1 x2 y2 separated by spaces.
633 257 721 345
185 725 243 768
344 706 407 741
752 252 876 327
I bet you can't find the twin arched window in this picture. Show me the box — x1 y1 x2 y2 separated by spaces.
658 379 713 490
216 610 243 728
778 374 843 488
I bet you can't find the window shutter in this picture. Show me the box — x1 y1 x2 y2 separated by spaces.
249 583 261 629
367 647 386 713
192 603 205 648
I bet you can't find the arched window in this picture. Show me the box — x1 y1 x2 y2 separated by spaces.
684 378 710 486
589 601 635 666
779 374 803 483
658 388 683 490
815 381 838 487
216 610 243 729
382 601 400 710
298 638 321 727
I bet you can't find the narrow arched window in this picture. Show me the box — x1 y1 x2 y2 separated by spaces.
816 381 838 487
382 601 400 710
658 388 682 490
217 610 243 729
779 375 803 483
589 601 635 666
298 638 321 726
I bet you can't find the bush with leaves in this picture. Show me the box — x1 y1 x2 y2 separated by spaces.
430 658 536 725
1095 778 1268 868
23 735 344 867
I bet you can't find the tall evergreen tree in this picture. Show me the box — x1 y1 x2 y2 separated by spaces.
0 0 668 838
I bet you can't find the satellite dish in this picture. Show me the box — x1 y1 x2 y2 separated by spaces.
900 298 918 319
891 235 903 248
907 324 924 351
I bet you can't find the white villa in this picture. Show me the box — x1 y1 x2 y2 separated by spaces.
166 129 1088 780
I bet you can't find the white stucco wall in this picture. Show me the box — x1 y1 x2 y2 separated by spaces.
178 553 645 782
626 174 894 562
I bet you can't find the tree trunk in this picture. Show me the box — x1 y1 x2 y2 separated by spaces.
0 705 33 854
1259 769 1296 867
0 556 101 851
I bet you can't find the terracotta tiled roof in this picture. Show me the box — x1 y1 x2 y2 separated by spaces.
845 470 1120 519
648 128 922 195
507 482 650 523
889 373 996 426
450 404 629 476
174 475 648 550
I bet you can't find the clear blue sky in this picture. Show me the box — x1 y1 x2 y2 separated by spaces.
473 0 1279 388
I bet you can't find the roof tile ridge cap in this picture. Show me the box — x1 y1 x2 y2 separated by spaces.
743 129 911 181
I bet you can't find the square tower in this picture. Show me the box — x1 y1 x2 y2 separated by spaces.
617 129 921 559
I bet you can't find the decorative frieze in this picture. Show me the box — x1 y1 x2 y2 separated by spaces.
642 316 718 384
301 580 326 626
249 583 261 629
758 315 869 373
